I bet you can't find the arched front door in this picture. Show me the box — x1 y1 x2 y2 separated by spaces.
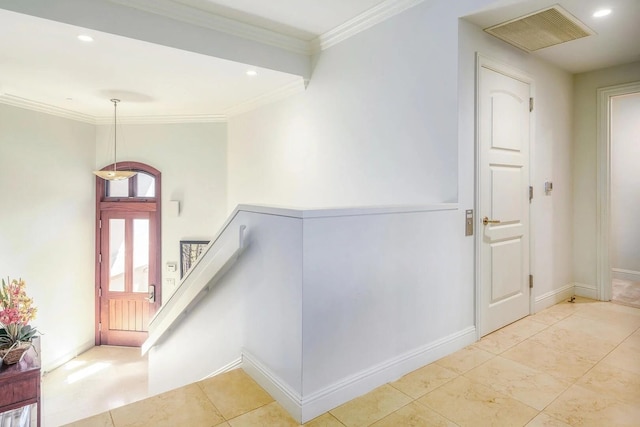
95 162 161 346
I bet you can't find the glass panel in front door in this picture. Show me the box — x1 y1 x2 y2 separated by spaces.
132 218 150 293
109 218 125 292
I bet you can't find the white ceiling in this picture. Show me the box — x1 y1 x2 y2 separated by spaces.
464 0 640 74
0 7 301 121
0 0 638 122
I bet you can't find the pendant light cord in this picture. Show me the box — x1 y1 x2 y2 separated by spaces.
112 98 120 172
92 98 136 180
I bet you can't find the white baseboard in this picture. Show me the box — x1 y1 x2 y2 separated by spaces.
199 357 243 381
241 327 476 423
612 269 640 282
535 283 575 312
43 339 95 373
242 350 303 422
574 282 597 299
300 326 476 422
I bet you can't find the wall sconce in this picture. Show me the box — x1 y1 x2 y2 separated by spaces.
169 200 180 217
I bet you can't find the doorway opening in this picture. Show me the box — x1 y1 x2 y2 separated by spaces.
95 162 162 346
596 82 640 307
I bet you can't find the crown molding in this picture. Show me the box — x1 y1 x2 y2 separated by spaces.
312 0 426 52
1 78 307 123
109 0 311 55
94 114 227 125
0 94 226 124
110 0 426 55
0 94 96 124
1 81 307 124
224 79 306 117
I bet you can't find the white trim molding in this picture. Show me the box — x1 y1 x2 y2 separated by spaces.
612 269 640 282
534 283 574 313
112 0 428 55
299 327 476 423
0 94 96 124
242 327 475 423
0 93 227 124
199 358 243 381
2 79 308 124
596 81 640 301
224 79 306 117
574 282 598 300
94 114 227 125
109 0 310 55
241 350 304 422
311 0 426 52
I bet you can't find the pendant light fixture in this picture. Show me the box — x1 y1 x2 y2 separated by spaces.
93 98 137 181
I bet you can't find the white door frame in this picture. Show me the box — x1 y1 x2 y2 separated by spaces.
596 81 640 301
475 53 535 338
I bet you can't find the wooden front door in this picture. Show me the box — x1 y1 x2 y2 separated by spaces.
478 57 532 336
99 211 157 346
95 162 161 347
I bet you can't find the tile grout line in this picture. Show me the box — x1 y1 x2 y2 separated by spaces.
531 308 637 422
61 299 640 426
462 309 587 425
194 380 229 423
409 396 462 427
490 323 574 426
202 373 283 425
385 370 462 426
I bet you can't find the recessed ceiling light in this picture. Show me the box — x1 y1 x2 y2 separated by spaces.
592 8 612 18
77 34 94 42
246 70 258 77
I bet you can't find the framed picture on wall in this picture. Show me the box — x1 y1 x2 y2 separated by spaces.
180 240 210 278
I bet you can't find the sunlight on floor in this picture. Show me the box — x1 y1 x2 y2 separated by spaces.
42 346 148 426
66 362 111 384
61 360 86 371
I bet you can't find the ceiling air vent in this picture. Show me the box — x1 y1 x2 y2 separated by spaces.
484 5 594 52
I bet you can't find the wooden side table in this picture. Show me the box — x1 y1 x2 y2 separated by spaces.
0 338 41 426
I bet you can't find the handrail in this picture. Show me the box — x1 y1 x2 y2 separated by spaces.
141 225 247 354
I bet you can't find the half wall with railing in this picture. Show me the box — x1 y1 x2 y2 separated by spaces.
144 204 474 423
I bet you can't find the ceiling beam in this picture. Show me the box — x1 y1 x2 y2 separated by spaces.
0 0 311 81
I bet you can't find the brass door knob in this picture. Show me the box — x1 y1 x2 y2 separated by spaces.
482 217 501 226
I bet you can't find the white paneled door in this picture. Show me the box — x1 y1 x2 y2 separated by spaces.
478 58 532 336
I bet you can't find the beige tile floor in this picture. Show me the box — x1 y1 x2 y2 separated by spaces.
56 297 640 427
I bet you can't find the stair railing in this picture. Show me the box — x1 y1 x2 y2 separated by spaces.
141 224 247 354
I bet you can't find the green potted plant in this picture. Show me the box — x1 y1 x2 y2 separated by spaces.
0 278 39 365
